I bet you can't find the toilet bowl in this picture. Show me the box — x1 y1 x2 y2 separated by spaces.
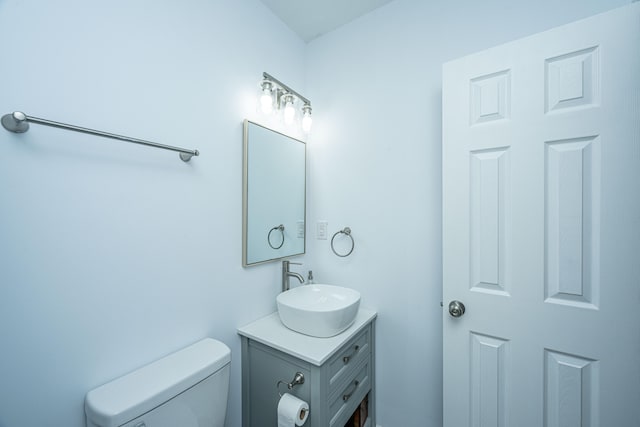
85 338 230 427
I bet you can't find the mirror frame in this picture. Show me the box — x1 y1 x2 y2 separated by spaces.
242 119 306 267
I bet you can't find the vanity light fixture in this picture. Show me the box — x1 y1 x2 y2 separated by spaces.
259 72 312 132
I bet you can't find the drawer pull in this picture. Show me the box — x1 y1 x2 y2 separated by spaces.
342 380 360 401
342 345 360 364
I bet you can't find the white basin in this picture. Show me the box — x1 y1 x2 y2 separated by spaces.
276 284 361 338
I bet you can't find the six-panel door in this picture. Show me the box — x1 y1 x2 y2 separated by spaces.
443 4 640 426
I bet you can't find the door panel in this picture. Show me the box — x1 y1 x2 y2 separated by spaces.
470 147 510 296
469 332 508 427
544 136 600 309
543 349 598 427
443 4 640 426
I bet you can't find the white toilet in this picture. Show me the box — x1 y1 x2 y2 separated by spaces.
85 338 230 427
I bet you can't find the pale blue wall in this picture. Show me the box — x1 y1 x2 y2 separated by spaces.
0 1 631 427
304 1 629 426
0 1 305 426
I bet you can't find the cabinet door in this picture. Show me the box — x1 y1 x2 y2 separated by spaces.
245 341 312 427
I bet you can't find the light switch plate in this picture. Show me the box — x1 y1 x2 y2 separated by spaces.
316 221 328 240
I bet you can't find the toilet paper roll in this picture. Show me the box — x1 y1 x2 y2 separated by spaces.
277 393 309 427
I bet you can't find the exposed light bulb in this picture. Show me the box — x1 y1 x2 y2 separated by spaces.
283 95 295 125
259 80 273 114
302 105 312 133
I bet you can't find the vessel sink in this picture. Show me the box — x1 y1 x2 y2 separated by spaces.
276 284 361 338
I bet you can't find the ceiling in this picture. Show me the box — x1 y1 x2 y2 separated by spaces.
258 0 396 42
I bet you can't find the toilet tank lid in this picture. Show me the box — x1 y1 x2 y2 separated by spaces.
85 338 230 427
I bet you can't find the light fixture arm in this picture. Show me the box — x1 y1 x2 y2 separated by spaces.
263 72 311 106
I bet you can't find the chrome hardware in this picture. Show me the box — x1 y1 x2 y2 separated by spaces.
448 300 466 318
268 224 285 250
2 111 199 162
331 227 355 257
282 260 304 292
263 72 311 106
342 380 360 401
277 372 305 396
343 345 360 364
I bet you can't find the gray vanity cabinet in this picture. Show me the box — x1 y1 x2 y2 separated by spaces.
238 311 376 427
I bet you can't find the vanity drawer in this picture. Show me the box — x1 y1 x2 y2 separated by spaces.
327 326 370 391
328 360 371 427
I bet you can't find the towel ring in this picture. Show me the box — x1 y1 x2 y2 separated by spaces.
331 227 354 257
268 224 285 249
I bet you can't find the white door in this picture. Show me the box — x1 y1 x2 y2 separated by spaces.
443 4 640 426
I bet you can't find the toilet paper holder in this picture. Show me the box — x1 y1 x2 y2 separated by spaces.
277 372 305 396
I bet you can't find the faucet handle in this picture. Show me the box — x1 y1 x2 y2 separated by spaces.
288 261 302 265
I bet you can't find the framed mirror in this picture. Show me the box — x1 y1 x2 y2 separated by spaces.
242 120 306 266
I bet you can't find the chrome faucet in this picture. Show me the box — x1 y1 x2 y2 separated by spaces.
282 260 304 292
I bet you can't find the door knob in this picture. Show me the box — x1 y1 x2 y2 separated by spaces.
448 300 466 318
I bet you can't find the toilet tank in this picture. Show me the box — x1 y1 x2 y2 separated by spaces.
85 338 230 427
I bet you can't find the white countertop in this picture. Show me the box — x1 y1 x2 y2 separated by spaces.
237 308 377 366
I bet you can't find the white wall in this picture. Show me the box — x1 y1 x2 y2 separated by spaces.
0 1 631 426
0 1 306 426
304 0 628 425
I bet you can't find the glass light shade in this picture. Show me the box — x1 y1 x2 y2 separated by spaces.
283 98 295 125
260 90 273 114
302 109 312 132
